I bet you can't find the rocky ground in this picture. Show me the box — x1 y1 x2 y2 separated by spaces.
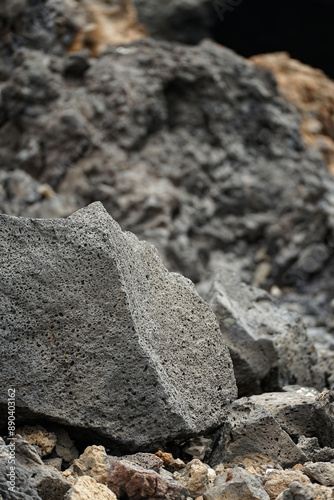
0 1 334 499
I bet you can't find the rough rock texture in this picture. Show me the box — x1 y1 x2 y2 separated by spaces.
173 459 209 498
250 387 320 440
107 459 189 499
0 437 42 500
263 469 311 500
0 202 236 451
133 0 216 44
204 269 324 396
115 452 163 472
63 445 110 484
1 436 71 500
54 428 79 465
16 425 56 457
311 390 334 448
64 475 117 500
209 398 307 469
251 52 334 175
276 480 334 500
2 33 334 347
203 466 270 500
302 462 334 487
0 0 144 59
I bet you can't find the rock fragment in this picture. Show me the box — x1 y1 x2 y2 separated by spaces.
0 202 237 450
107 459 189 499
302 462 334 487
204 269 324 396
64 475 117 500
16 425 56 457
173 459 210 498
209 398 307 469
203 466 269 500
63 445 110 484
263 469 311 499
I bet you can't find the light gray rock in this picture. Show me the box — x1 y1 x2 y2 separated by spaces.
203 466 269 500
276 480 334 500
302 462 334 486
204 268 324 396
0 437 42 500
209 398 308 469
311 390 334 448
0 436 71 500
0 202 237 451
250 387 320 440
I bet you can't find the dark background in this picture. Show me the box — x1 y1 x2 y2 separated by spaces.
211 0 334 78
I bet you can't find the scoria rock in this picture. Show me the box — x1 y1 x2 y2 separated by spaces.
204 268 324 396
0 202 237 451
107 460 189 499
209 398 307 469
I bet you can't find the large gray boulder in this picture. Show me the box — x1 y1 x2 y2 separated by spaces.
204 268 324 396
0 202 237 451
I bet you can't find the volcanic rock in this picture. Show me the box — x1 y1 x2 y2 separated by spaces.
251 52 334 175
0 202 237 451
204 268 324 396
302 462 334 487
203 466 269 500
209 398 307 469
107 459 189 500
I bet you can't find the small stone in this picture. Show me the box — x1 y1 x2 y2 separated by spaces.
63 445 109 485
173 459 210 498
17 425 56 457
55 428 79 464
183 437 213 461
302 462 334 486
156 450 186 472
263 469 311 499
107 459 189 500
204 467 269 500
276 480 334 500
64 475 117 500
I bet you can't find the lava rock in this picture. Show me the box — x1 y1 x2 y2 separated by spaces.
209 398 308 469
63 445 110 484
107 459 189 499
1 436 71 500
250 387 320 440
204 269 324 396
0 202 237 451
203 466 269 500
0 437 42 500
302 462 334 487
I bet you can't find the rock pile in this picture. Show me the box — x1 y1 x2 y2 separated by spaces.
0 1 334 498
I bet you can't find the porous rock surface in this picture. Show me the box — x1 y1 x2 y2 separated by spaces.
204 268 324 396
209 398 307 469
1 33 334 349
0 202 237 450
0 436 71 500
107 459 189 500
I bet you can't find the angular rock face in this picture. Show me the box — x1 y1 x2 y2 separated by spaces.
204 268 324 396
209 398 307 469
0 202 237 450
2 34 334 342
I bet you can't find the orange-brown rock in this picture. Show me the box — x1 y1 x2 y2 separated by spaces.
69 0 146 56
251 52 334 175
